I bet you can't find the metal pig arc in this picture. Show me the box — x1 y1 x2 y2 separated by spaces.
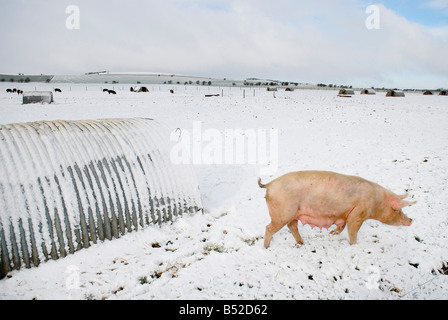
0 118 202 278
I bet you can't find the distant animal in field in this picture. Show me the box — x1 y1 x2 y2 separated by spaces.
12 88 17 93
138 86 149 93
170 89 174 94
54 88 62 93
6 89 12 93
108 90 117 95
103 88 109 92
17 90 23 95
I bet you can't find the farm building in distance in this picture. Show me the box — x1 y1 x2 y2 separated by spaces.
23 91 54 104
386 90 405 97
361 89 376 95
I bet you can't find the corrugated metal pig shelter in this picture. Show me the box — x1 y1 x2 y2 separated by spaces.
0 118 202 278
22 91 54 104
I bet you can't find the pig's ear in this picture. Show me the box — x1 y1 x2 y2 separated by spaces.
390 195 417 210
398 192 408 199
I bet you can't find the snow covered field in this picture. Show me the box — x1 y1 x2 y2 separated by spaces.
0 83 447 300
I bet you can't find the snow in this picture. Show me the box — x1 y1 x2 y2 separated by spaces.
0 83 447 300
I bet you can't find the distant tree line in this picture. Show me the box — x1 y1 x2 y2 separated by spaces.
0 77 32 83
241 81 300 87
317 83 353 89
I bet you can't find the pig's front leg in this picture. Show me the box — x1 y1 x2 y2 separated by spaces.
330 223 346 235
346 207 366 245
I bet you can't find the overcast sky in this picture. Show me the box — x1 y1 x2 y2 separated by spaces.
1 0 447 88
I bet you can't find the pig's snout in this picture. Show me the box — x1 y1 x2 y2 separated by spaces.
389 214 413 227
398 216 413 227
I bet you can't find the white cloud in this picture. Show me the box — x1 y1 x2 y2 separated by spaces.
425 0 448 14
426 0 448 9
0 0 447 88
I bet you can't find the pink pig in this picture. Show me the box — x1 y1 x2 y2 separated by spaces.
258 171 416 248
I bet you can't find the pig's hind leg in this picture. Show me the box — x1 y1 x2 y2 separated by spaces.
264 222 287 248
287 220 304 246
264 191 301 248
264 220 304 248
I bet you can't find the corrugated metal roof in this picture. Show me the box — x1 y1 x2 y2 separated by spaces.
0 118 202 278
